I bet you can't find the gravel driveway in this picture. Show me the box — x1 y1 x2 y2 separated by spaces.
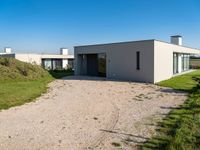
0 76 187 150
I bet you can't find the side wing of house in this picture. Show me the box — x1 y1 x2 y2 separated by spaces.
41 54 74 70
154 40 200 83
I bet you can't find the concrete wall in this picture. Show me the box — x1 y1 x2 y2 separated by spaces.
75 40 155 83
154 40 199 83
15 54 42 65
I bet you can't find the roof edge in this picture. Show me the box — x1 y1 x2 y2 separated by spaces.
154 40 199 51
74 39 155 48
74 39 199 51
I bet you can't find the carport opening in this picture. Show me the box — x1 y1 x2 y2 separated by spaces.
79 53 106 77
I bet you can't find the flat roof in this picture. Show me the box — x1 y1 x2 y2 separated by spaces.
74 39 154 48
74 39 199 51
0 52 74 59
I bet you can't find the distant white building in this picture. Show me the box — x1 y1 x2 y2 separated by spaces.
0 48 74 70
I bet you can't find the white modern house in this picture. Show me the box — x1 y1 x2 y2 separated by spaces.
0 48 74 70
74 36 199 83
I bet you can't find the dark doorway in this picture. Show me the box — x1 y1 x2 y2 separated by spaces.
86 53 106 77
87 54 98 76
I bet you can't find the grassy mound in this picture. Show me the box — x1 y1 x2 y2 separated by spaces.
0 58 54 110
0 58 73 110
0 58 50 81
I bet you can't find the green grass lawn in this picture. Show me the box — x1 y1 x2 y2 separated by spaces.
142 70 200 150
0 77 53 110
158 70 200 91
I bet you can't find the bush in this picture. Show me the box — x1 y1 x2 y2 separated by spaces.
48 69 74 79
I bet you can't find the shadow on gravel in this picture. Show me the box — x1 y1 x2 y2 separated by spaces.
100 129 150 140
157 88 187 94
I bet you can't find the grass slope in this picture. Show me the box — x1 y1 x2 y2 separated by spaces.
143 70 200 150
0 57 50 80
0 78 52 110
0 58 72 110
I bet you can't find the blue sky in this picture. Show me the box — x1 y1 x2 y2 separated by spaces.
0 0 199 54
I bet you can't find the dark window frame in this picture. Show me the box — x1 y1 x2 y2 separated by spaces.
136 51 140 70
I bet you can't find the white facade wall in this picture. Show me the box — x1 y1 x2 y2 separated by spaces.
154 40 199 83
41 54 74 59
15 54 42 65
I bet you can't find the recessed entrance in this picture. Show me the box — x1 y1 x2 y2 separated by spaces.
79 53 106 77
87 54 98 76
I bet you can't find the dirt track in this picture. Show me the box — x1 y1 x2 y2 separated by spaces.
0 76 187 150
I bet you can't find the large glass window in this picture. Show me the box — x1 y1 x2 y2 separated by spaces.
42 59 52 70
52 59 62 70
98 53 106 77
187 55 190 70
42 59 62 70
173 53 178 74
182 54 190 71
182 54 184 71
